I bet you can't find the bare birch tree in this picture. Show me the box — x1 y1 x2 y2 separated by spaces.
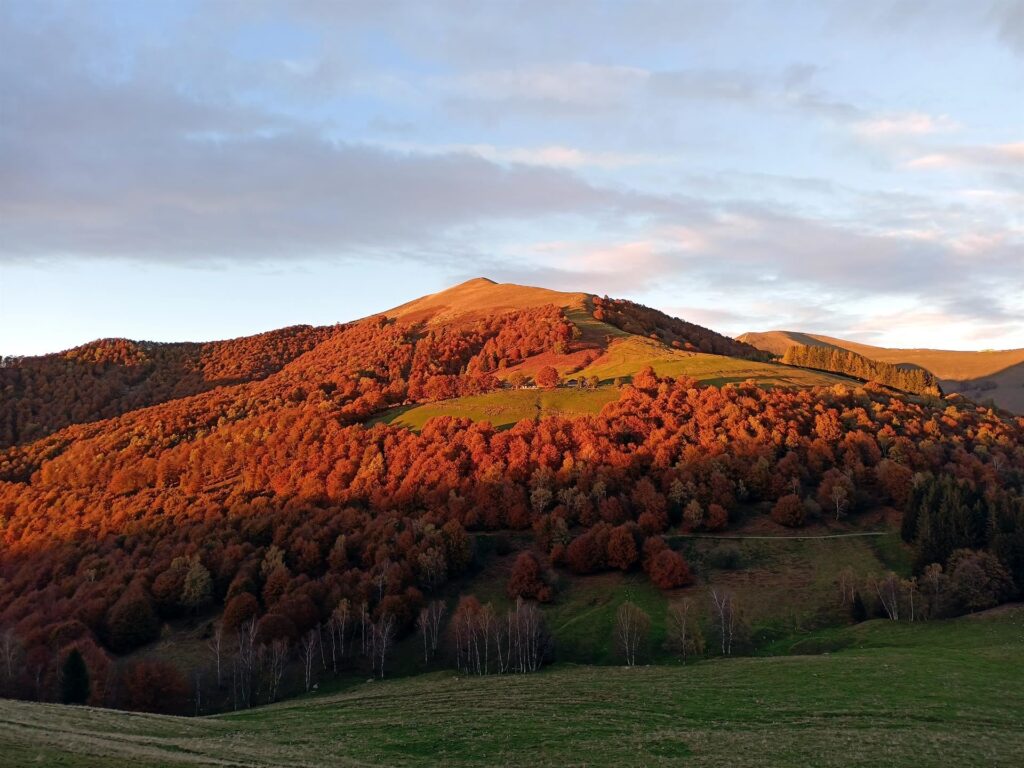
417 600 446 664
263 638 289 703
300 629 319 692
903 576 919 622
370 614 396 679
665 599 703 664
830 484 849 521
710 589 737 655
207 623 224 687
615 601 650 667
872 572 901 621
327 599 351 672
234 617 259 708
0 628 20 686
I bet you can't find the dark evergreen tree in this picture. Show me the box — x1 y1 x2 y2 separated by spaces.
60 649 90 705
850 592 867 623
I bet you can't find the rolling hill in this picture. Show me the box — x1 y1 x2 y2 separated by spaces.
738 330 1024 413
0 277 1022 757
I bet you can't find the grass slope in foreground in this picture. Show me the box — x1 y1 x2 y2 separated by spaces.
2 609 1023 767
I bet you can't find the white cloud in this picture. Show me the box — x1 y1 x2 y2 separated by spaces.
854 112 959 139
367 142 662 169
443 63 648 114
907 142 1024 169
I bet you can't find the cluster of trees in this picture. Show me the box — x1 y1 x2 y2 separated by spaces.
781 344 942 396
590 296 764 359
451 596 551 675
838 546 1015 625
899 473 1024 590
612 591 740 666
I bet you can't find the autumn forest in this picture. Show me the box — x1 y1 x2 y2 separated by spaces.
0 280 1021 720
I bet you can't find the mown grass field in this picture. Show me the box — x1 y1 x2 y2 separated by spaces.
2 609 1022 767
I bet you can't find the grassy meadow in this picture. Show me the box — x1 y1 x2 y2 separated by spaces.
372 337 850 432
2 607 1022 767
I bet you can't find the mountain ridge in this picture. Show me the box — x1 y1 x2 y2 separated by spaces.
738 329 1024 413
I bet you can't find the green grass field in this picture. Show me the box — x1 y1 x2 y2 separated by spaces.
3 608 1022 767
573 336 849 388
372 386 621 430
372 340 850 431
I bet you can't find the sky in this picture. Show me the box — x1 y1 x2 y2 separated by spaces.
1 0 1023 356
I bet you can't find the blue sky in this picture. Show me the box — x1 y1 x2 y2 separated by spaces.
2 0 1023 355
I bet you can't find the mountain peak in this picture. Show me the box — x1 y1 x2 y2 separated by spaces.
385 278 590 325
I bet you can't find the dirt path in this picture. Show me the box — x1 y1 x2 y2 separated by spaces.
667 531 889 541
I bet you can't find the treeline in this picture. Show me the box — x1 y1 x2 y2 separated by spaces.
591 296 765 359
781 344 942 396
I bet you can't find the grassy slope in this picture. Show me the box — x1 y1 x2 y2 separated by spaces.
373 337 849 431
573 336 848 387
371 387 620 430
3 609 1023 767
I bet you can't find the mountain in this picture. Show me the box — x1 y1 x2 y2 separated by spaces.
738 330 1024 413
385 277 590 326
0 279 1022 720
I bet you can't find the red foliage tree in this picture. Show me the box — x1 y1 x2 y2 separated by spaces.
120 660 189 714
647 549 691 589
535 366 560 389
506 552 552 602
771 494 806 528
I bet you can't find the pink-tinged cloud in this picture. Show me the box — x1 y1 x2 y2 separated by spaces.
907 142 1024 169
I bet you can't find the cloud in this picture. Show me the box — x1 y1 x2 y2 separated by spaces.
0 12 674 264
907 142 1024 169
993 0 1024 56
443 63 648 115
1 130 663 263
648 69 759 102
854 112 960 139
368 142 662 170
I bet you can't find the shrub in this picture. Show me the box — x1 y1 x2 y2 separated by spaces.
771 494 806 528
222 593 259 630
105 581 160 653
647 549 691 589
507 552 553 602
120 660 189 714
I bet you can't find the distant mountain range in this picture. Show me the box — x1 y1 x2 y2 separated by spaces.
738 330 1024 414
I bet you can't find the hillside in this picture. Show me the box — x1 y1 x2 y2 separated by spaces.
0 325 341 448
739 330 1024 413
0 278 1022 730
2 609 1023 767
